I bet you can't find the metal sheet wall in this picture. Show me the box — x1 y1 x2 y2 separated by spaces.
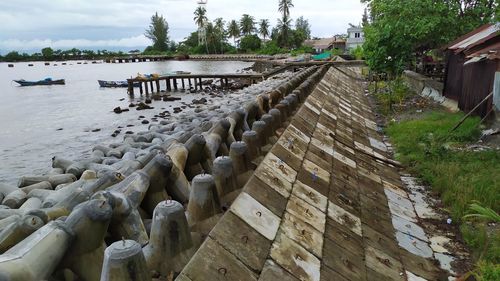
443 51 465 101
460 59 497 117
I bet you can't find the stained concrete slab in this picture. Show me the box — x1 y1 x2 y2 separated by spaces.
287 194 326 234
209 211 271 271
270 232 321 281
291 180 328 213
179 66 452 281
244 176 288 217
230 192 280 241
259 259 300 281
181 237 259 281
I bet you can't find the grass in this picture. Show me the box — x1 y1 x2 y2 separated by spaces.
369 77 409 115
385 110 500 280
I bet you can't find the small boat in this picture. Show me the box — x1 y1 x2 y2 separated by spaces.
175 71 191 75
98 80 140 88
14 78 65 86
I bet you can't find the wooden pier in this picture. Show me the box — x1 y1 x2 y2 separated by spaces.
126 73 264 96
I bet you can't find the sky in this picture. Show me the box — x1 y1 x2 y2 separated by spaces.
0 0 365 53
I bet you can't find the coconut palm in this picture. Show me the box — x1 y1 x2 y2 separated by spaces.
277 15 292 48
194 6 207 28
240 14 256 36
278 0 294 18
228 20 240 47
214 18 226 54
193 6 208 48
259 19 270 40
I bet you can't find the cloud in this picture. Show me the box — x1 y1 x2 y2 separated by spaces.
0 0 365 51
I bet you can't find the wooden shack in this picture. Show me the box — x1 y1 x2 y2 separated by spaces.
443 23 500 117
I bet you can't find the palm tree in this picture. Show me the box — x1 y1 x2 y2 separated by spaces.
277 15 292 48
259 19 270 40
240 14 256 36
278 0 294 18
214 18 226 54
228 20 240 47
193 6 208 47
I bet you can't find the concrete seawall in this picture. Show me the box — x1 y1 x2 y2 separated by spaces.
0 63 329 280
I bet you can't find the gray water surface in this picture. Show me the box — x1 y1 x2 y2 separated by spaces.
0 60 253 185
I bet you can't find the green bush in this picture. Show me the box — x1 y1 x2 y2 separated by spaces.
257 41 287 55
239 35 262 52
386 110 500 279
290 45 314 56
350 45 364 60
372 77 409 114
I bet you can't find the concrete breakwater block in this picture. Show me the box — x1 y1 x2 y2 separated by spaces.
0 65 327 280
101 240 150 281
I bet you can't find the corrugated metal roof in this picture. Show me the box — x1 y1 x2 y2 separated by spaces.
466 41 500 60
304 38 345 49
449 23 500 53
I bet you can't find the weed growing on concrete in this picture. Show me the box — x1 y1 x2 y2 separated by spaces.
386 110 499 279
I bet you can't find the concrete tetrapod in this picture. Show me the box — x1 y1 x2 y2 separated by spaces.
93 191 149 246
2 190 27 209
141 154 173 216
203 120 231 162
212 156 239 204
184 134 208 180
187 174 221 224
260 114 277 144
268 109 282 137
165 143 190 204
143 200 193 277
0 215 45 253
60 199 113 281
242 130 261 164
0 220 74 281
226 109 246 145
17 176 49 188
229 142 253 188
256 94 270 116
251 120 269 147
243 101 260 131
100 240 151 281
20 181 52 194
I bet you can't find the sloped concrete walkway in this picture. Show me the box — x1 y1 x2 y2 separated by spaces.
177 67 451 281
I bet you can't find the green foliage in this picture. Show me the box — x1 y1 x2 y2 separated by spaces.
145 12 170 51
295 16 311 40
278 0 294 18
257 41 288 55
240 14 256 36
290 45 313 56
350 45 364 60
259 19 270 40
464 202 500 223
371 77 409 114
330 48 343 56
239 35 262 52
41 47 54 59
193 6 207 28
362 0 498 75
228 20 240 45
4 51 23 62
386 110 500 278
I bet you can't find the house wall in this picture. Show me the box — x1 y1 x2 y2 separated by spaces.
443 51 465 101
460 59 497 117
346 27 365 50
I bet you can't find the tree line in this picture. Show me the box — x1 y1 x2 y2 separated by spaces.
362 0 499 75
1 0 315 62
145 0 313 55
0 48 133 62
